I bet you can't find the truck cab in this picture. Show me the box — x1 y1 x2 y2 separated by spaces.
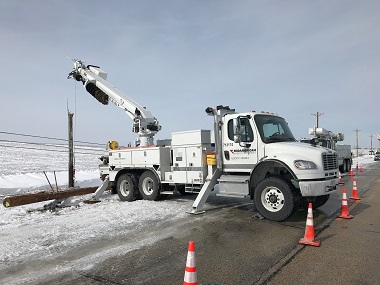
375 151 380 161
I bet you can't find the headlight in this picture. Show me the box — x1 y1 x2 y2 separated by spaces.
294 160 317 169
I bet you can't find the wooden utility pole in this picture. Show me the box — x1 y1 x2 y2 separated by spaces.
3 186 99 208
370 135 373 154
311 112 324 128
354 129 361 157
68 112 74 188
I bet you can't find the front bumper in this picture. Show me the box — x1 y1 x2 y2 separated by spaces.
299 178 339 196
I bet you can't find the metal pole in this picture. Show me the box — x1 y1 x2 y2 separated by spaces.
54 171 59 192
68 112 74 188
43 171 55 192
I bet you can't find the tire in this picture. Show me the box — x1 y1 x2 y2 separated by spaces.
111 185 117 195
254 177 298 221
342 159 347 173
176 184 186 195
314 194 330 208
116 174 138 202
339 161 345 173
346 160 351 172
138 171 161 200
300 194 330 209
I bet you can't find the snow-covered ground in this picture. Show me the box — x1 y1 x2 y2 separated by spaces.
0 142 196 284
0 141 105 193
0 142 378 284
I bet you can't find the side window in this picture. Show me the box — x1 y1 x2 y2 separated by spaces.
240 118 254 142
228 119 234 141
227 118 254 142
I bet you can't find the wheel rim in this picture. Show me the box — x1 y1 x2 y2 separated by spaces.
261 186 285 212
119 179 131 197
141 177 154 196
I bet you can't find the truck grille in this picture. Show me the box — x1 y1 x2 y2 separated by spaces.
322 153 338 171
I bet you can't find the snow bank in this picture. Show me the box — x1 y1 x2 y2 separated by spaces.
0 194 191 284
0 170 100 192
0 143 378 284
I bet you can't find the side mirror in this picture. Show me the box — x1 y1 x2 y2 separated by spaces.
311 138 319 146
233 118 240 143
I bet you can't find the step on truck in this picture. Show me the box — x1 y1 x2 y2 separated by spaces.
68 60 339 221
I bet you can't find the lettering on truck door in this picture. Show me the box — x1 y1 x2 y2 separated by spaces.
222 117 258 172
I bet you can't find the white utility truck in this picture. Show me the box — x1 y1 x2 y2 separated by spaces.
301 128 352 173
68 60 339 221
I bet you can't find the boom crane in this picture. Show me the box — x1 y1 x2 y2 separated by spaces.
66 59 339 222
67 59 161 146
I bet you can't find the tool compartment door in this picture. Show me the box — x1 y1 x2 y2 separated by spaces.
172 146 207 184
171 130 211 184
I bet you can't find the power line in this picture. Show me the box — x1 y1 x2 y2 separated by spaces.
0 139 105 151
0 131 105 146
0 143 105 155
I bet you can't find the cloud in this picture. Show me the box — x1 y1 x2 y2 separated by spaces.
0 0 379 147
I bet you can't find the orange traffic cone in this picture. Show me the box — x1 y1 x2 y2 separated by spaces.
338 189 354 219
338 171 344 185
360 163 363 172
350 178 361 201
349 165 355 177
183 241 198 285
299 203 320 247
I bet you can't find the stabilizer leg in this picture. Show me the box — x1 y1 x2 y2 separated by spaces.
188 168 222 214
84 177 109 203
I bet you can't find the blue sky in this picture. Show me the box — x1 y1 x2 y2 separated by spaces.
1 0 379 149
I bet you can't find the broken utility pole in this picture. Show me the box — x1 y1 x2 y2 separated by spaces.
68 111 74 188
3 187 99 208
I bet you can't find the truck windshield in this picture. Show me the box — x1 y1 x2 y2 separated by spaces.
254 115 296 143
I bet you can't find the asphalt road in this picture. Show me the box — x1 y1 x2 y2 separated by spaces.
29 162 380 285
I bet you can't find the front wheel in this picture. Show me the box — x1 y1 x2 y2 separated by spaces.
138 171 161 200
254 177 298 221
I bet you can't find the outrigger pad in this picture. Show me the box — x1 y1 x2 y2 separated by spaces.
83 200 102 204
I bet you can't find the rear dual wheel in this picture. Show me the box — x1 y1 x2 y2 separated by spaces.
138 171 161 201
116 174 138 202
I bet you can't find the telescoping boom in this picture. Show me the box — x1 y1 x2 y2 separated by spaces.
67 59 161 146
